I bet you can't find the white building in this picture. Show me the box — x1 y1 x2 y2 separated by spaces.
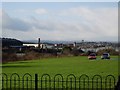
23 43 38 47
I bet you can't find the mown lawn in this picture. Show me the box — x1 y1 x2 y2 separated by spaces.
1 56 119 89
2 56 118 78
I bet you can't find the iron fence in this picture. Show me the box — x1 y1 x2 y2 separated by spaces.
1 73 118 90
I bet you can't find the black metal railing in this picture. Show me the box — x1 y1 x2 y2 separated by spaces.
1 73 119 89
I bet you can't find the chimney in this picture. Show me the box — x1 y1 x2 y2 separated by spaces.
38 38 40 48
74 42 76 47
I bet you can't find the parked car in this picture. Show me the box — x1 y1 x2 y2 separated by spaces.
101 53 110 59
88 53 96 60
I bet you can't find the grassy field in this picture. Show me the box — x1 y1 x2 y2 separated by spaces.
1 56 119 89
2 56 118 78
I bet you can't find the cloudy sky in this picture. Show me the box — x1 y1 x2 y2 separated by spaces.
1 2 118 41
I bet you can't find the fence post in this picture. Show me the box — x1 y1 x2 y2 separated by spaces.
35 74 38 90
115 75 120 90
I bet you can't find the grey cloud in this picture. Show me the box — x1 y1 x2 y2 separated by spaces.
2 11 56 31
2 11 31 31
2 7 118 41
30 17 58 31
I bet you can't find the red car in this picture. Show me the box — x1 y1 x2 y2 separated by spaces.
88 53 96 60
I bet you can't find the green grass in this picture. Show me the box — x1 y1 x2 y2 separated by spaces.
1 56 119 89
2 56 118 78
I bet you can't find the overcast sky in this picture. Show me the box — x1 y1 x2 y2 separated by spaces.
1 2 118 42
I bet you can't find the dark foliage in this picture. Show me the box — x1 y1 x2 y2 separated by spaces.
97 48 119 55
2 38 23 47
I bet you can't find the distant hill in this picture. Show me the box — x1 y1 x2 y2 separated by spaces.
2 38 23 47
22 40 75 44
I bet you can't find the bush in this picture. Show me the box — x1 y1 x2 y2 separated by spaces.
62 46 72 56
97 48 119 55
72 48 79 56
2 52 18 62
23 51 41 60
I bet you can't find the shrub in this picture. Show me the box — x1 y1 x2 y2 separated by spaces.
23 51 41 60
2 52 18 62
72 48 79 56
62 46 72 56
97 48 119 55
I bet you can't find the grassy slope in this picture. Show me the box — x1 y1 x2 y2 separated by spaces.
2 56 118 79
